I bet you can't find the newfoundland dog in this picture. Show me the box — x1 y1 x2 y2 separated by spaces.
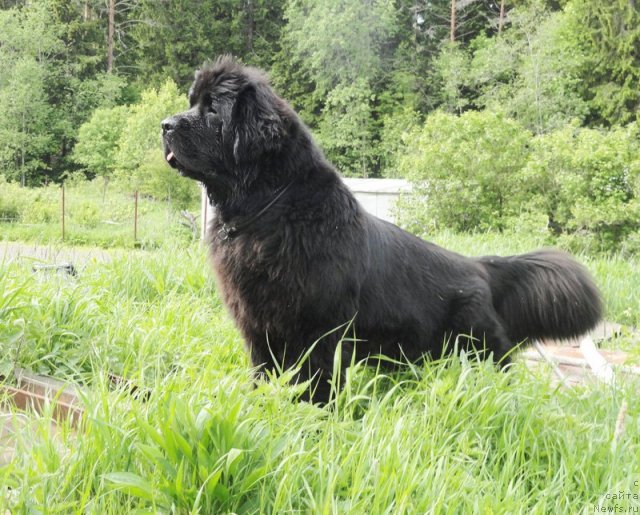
162 56 602 403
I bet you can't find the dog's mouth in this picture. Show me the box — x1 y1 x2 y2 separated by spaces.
164 147 190 177
165 149 179 169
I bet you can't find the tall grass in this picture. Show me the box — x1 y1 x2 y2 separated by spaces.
0 180 199 249
0 241 638 513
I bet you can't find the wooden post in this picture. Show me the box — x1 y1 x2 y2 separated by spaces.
134 190 138 242
203 189 208 240
61 184 65 241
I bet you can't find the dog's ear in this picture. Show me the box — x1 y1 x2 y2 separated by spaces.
232 82 286 164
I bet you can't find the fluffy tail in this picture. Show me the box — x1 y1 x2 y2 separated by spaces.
479 250 603 343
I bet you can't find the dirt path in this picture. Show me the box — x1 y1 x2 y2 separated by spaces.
0 241 126 267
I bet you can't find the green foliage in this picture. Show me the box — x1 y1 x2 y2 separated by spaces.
2 0 640 248
282 0 400 177
115 80 185 175
283 0 397 93
523 123 640 251
378 106 420 177
0 181 59 224
0 1 61 185
469 5 588 134
1 244 640 511
398 110 533 232
73 105 129 180
0 180 199 249
129 0 285 89
73 83 197 207
398 112 640 250
569 0 640 126
103 81 198 207
317 80 376 177
132 149 200 209
434 43 470 115
0 176 22 221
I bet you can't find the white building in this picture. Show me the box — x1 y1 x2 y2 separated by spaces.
201 178 411 239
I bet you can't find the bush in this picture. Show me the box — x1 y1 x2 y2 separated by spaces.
115 80 185 176
19 186 59 224
397 110 533 232
71 202 100 229
0 177 21 221
73 105 130 182
128 149 199 209
523 123 640 251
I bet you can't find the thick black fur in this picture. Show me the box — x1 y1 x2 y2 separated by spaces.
162 56 603 403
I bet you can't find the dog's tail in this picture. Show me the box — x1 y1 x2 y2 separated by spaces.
478 250 603 343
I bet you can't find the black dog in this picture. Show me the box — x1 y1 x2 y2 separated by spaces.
162 56 602 403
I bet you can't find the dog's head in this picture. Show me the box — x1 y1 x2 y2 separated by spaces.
161 56 290 195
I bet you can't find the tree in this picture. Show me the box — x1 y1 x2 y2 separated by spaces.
0 1 62 185
317 80 376 177
468 5 587 134
397 110 533 232
569 0 640 126
282 0 399 176
129 0 285 90
283 0 397 93
433 42 471 114
73 105 130 187
114 80 185 180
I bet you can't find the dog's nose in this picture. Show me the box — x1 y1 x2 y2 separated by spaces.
161 118 175 132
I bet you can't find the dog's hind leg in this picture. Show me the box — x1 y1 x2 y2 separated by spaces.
291 335 355 405
450 289 514 367
243 331 282 380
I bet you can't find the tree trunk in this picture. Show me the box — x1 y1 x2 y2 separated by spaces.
107 0 115 72
245 0 254 54
498 0 505 34
450 0 456 42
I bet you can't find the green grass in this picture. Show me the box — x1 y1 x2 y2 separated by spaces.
0 180 200 249
0 239 639 513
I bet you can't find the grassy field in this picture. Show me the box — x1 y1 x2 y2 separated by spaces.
0 236 638 513
0 180 200 249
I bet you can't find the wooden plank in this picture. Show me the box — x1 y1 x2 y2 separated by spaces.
0 385 83 427
521 345 635 368
14 367 82 407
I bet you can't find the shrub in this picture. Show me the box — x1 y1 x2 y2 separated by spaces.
115 80 185 176
397 110 533 232
523 123 640 250
19 186 59 224
0 177 21 222
129 149 199 209
73 105 130 183
71 202 100 229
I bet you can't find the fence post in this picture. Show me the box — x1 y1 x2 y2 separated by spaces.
134 190 138 243
61 184 65 241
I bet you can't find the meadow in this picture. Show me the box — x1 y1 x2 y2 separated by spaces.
0 180 200 250
0 232 638 513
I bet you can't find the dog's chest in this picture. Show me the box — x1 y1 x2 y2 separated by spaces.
209 234 305 330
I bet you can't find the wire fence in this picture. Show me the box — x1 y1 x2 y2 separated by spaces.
0 184 200 248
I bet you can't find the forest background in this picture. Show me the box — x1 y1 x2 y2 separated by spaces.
1 0 639 252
